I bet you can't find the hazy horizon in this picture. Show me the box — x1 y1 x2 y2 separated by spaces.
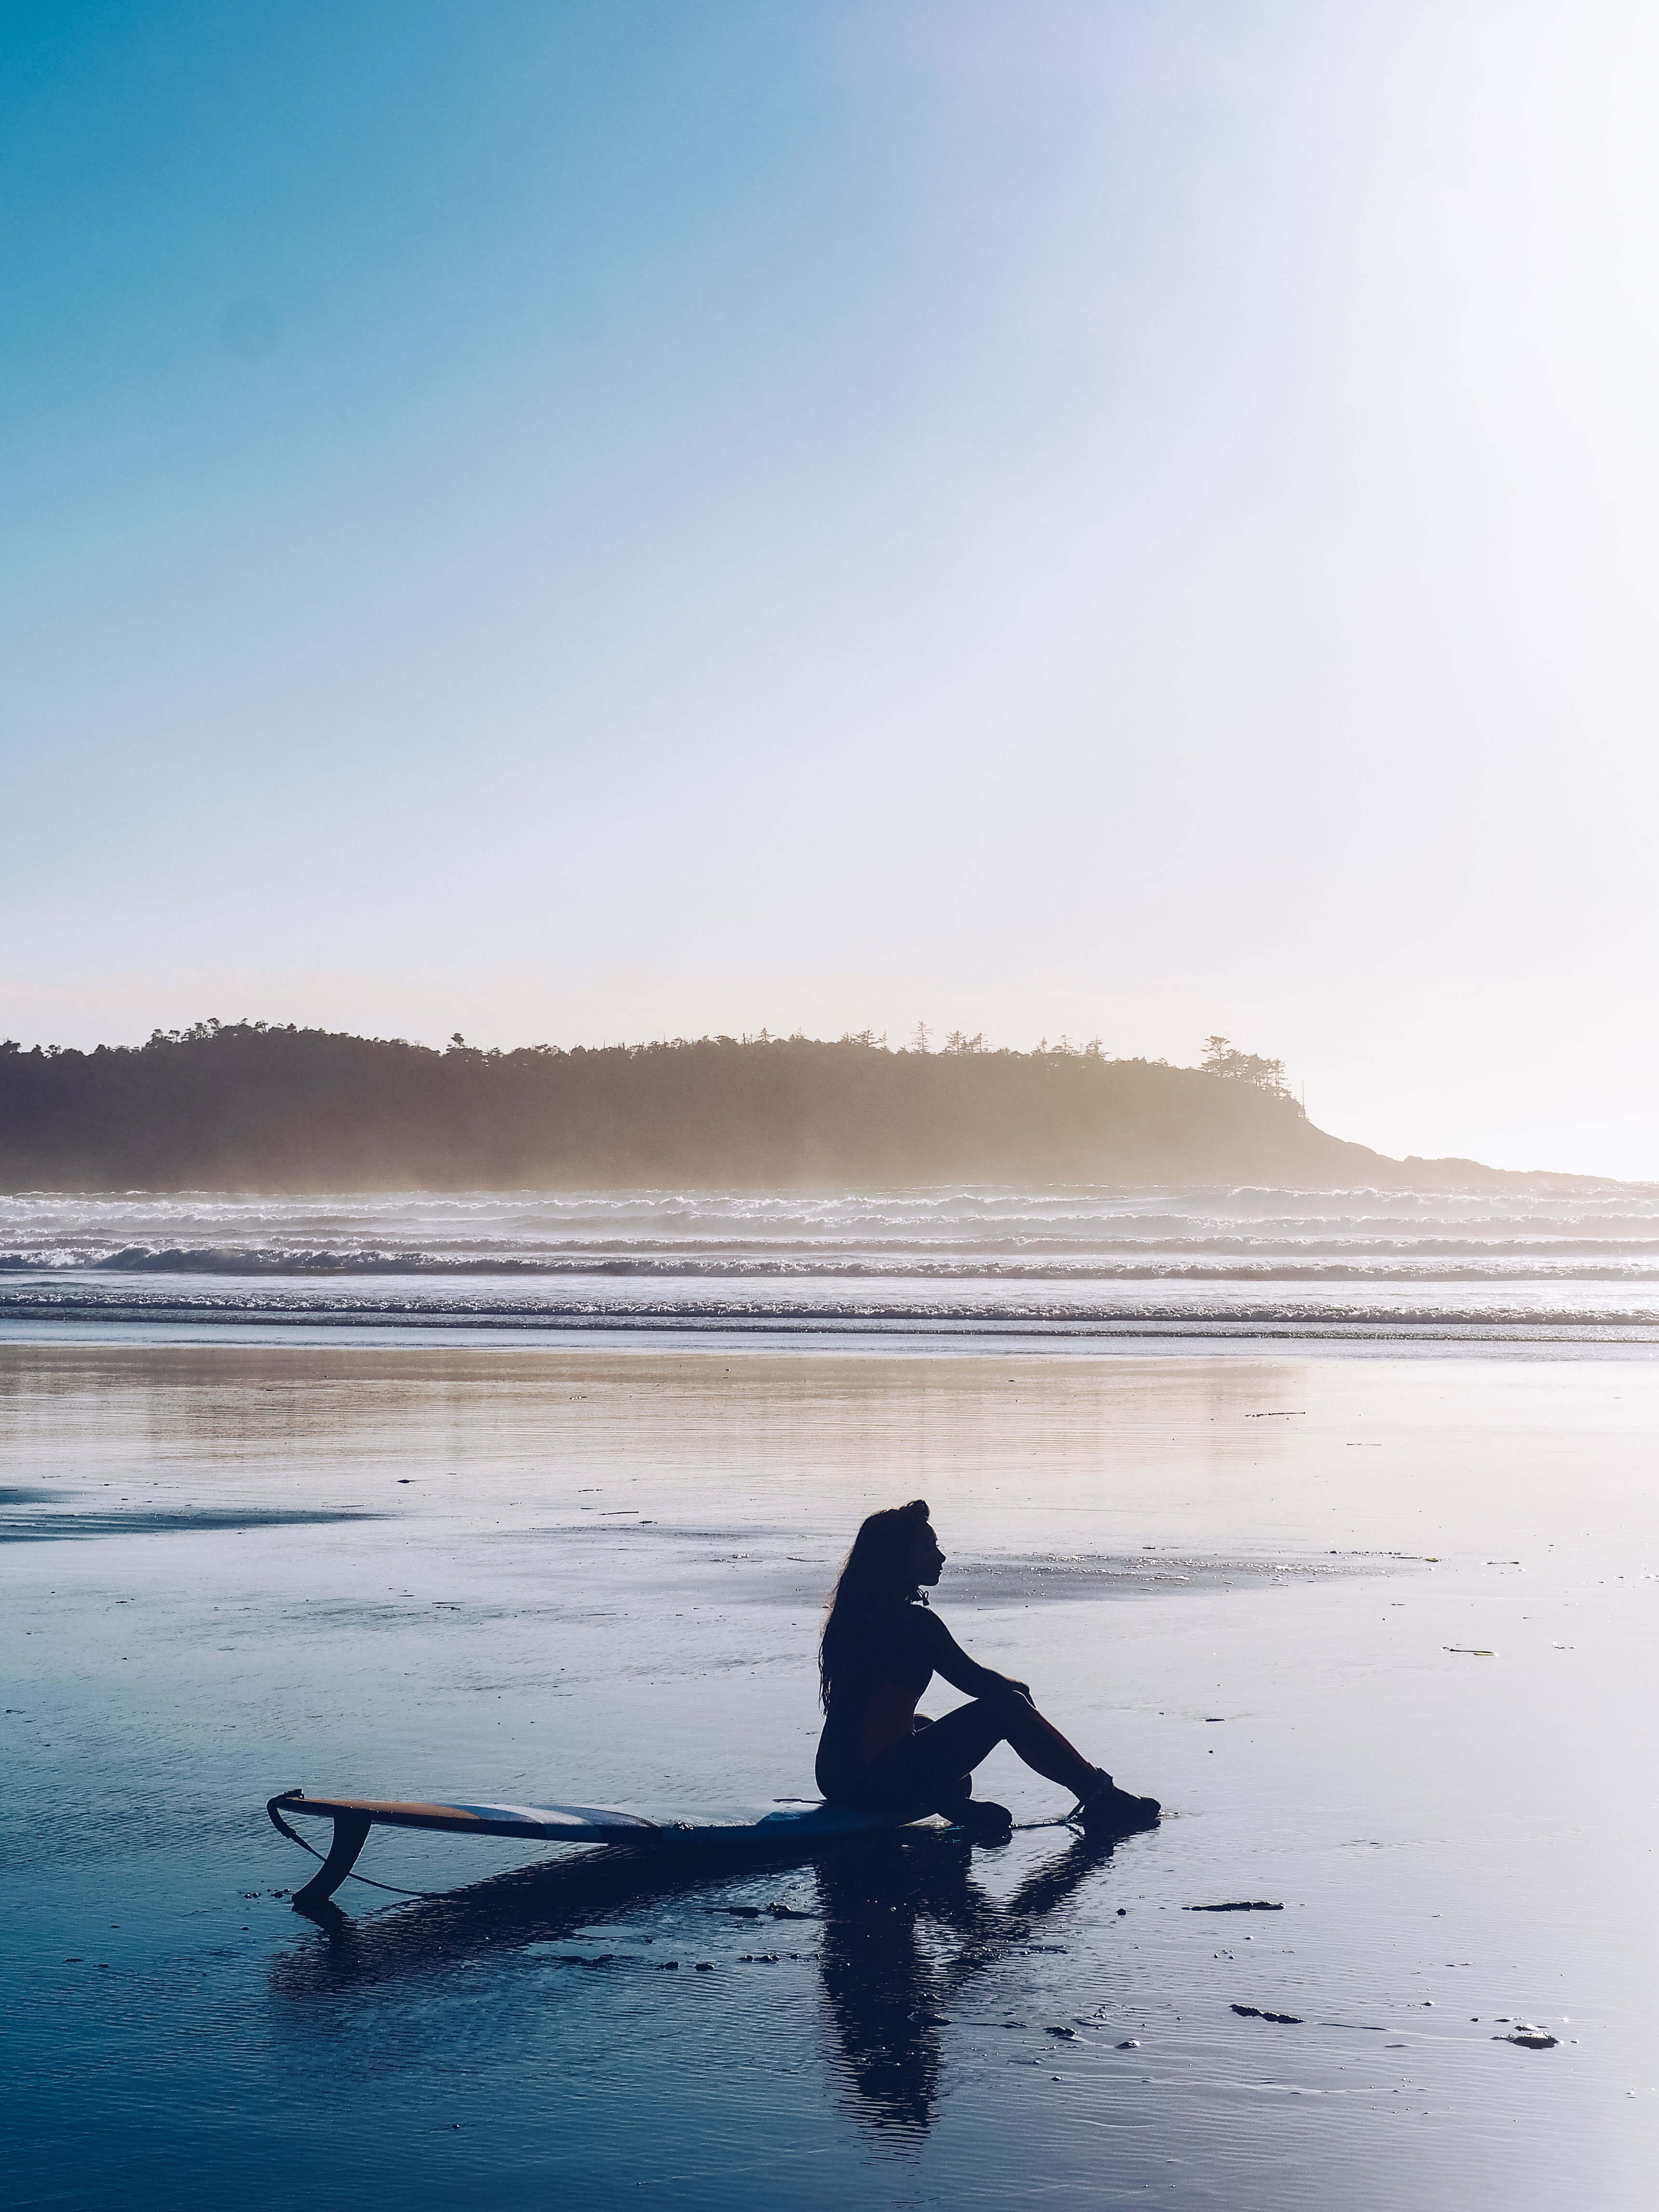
8 3 1659 1178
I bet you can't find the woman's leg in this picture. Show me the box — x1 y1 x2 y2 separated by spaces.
973 1686 1099 1794
908 1717 973 1810
951 1695 1159 1829
848 1687 1098 1811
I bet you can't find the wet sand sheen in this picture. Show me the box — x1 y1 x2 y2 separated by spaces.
4 1341 1657 2209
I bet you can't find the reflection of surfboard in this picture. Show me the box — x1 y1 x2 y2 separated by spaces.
267 1790 925 1909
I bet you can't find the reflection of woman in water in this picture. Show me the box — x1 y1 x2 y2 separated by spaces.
816 1824 1125 2134
816 1499 1160 1842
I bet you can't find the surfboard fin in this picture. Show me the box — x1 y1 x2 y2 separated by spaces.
289 1810 373 1912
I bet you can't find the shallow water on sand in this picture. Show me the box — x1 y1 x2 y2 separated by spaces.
4 1343 1657 2208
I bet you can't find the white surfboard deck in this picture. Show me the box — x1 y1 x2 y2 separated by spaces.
277 1792 928 1845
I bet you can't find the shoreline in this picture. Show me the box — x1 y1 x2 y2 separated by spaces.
3 1314 1657 1359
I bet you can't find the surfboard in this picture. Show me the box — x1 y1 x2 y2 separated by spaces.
267 1789 925 1908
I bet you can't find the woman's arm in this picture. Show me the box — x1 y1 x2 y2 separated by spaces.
926 1613 1031 1701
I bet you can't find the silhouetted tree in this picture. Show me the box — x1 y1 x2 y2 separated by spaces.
1202 1035 1291 1096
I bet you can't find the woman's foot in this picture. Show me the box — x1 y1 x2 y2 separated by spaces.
948 1798 1014 1842
1073 1769 1160 1834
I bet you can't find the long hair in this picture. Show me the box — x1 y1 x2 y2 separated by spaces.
818 1498 930 1710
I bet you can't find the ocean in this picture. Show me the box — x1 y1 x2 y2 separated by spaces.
3 1181 1658 1342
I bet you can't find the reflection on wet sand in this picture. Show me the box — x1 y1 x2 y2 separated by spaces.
816 1829 1121 2135
272 1825 1126 2140
0 1502 380 1541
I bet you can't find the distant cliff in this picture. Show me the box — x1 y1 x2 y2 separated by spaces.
0 1021 1575 1192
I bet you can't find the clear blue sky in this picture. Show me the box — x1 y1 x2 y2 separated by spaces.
6 1 1658 1174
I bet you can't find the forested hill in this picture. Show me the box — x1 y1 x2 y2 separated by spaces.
0 1021 1551 1193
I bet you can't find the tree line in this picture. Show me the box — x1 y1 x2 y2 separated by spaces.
0 1017 1451 1193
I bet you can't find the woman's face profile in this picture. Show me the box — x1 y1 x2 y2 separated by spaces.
911 1520 946 1586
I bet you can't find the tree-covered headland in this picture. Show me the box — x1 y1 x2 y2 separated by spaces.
0 1019 1550 1192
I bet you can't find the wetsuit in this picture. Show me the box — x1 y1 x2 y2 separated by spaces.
815 1600 1027 1814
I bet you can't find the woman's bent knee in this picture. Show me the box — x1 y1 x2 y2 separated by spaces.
979 1683 1028 1719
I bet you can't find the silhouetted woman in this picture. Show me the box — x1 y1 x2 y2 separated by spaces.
816 1499 1159 1842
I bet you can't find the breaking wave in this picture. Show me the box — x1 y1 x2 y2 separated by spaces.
2 1184 1656 1340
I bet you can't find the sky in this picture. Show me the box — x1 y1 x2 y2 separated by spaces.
5 0 1658 1177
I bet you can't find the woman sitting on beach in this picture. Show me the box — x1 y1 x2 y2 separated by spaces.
816 1498 1160 1842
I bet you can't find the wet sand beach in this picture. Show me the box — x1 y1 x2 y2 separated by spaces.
4 1339 1657 2208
